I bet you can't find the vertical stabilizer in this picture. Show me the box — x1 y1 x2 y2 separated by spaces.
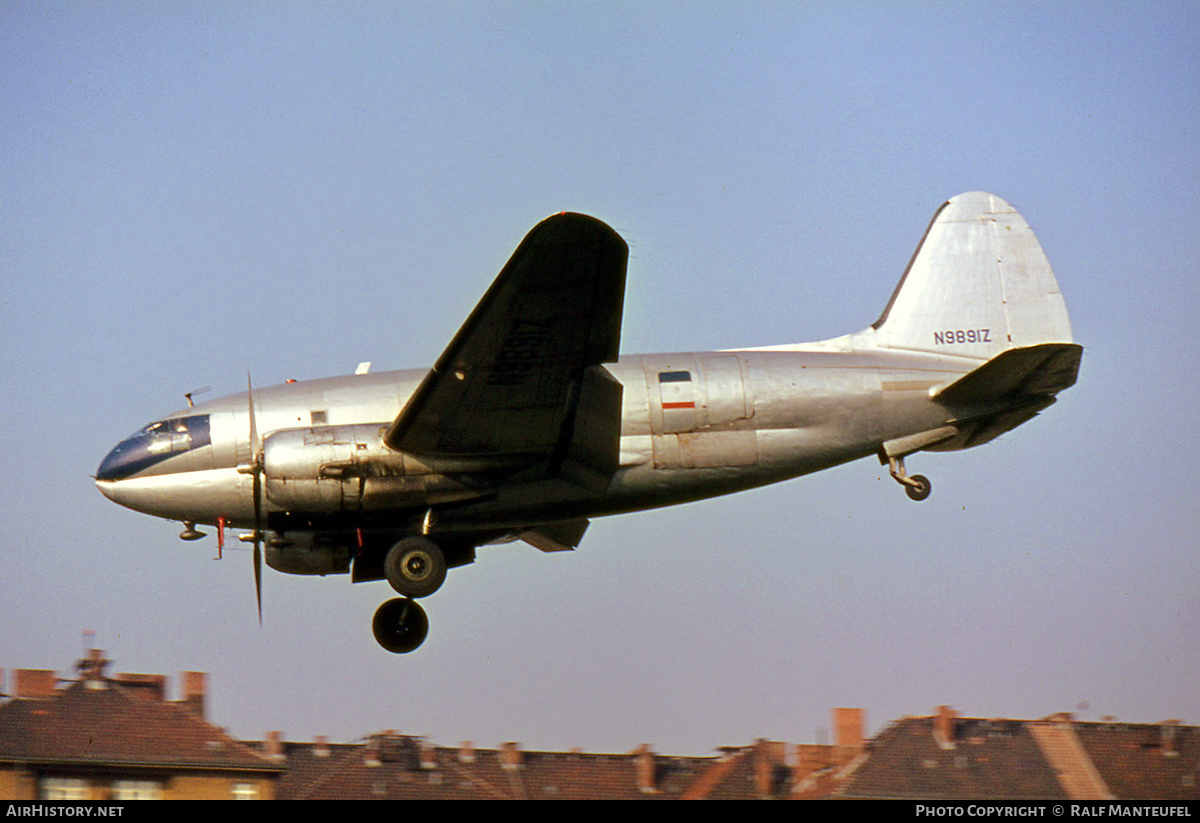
870 192 1073 358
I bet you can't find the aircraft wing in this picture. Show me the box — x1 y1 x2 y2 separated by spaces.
384 213 628 480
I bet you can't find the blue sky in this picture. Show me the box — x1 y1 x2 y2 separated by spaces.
2 2 1197 755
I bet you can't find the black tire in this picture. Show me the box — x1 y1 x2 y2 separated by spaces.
905 474 932 501
372 598 429 653
384 536 447 598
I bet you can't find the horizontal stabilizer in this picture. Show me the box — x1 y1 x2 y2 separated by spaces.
935 343 1082 405
922 342 1081 452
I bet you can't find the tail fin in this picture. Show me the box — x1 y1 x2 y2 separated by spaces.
870 192 1073 358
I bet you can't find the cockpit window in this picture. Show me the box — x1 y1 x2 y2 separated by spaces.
97 415 212 481
138 415 211 455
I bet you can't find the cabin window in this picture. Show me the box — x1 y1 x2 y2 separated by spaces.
658 370 691 383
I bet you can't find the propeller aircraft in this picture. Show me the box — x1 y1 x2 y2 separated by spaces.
96 192 1081 653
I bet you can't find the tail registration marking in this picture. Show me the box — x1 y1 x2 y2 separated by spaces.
933 329 991 345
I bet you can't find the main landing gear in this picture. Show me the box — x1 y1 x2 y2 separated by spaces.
371 536 449 653
383 536 447 598
372 597 429 654
888 455 932 501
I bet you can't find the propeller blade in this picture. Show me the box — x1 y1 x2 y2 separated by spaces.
247 371 264 625
246 371 259 460
253 540 263 626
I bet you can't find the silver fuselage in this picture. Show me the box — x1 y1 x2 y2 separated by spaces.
96 342 981 540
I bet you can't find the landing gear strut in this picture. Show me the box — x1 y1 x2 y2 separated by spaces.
888 456 932 501
372 598 429 654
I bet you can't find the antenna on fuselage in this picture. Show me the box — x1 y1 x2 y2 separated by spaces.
183 386 212 408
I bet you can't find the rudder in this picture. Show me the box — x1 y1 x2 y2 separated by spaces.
869 192 1073 358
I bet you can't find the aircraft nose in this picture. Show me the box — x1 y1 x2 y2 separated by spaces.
94 474 135 508
95 440 146 508
95 477 120 504
97 441 127 482
93 473 170 518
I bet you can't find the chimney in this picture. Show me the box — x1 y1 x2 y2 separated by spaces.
77 648 109 684
933 705 957 749
834 707 864 758
500 741 523 771
180 671 206 718
458 741 476 764
15 669 57 698
314 735 330 757
264 731 284 760
364 735 381 767
632 744 656 794
1160 720 1180 757
748 743 787 801
419 738 438 770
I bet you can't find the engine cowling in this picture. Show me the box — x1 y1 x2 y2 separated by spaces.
261 424 493 513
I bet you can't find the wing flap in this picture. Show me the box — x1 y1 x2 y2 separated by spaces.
521 518 590 553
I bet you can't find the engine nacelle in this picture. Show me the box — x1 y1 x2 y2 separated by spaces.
261 424 494 513
264 532 352 576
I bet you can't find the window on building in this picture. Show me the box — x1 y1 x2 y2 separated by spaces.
231 782 259 800
41 778 88 800
112 780 162 800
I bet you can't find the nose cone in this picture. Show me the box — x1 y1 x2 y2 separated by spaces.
95 476 120 503
94 472 147 512
93 467 186 519
94 436 159 511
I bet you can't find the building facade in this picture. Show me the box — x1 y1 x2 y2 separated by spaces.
0 651 282 800
3 654 1195 800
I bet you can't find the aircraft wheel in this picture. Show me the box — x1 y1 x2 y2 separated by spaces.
384 536 447 598
905 475 932 501
372 598 429 654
